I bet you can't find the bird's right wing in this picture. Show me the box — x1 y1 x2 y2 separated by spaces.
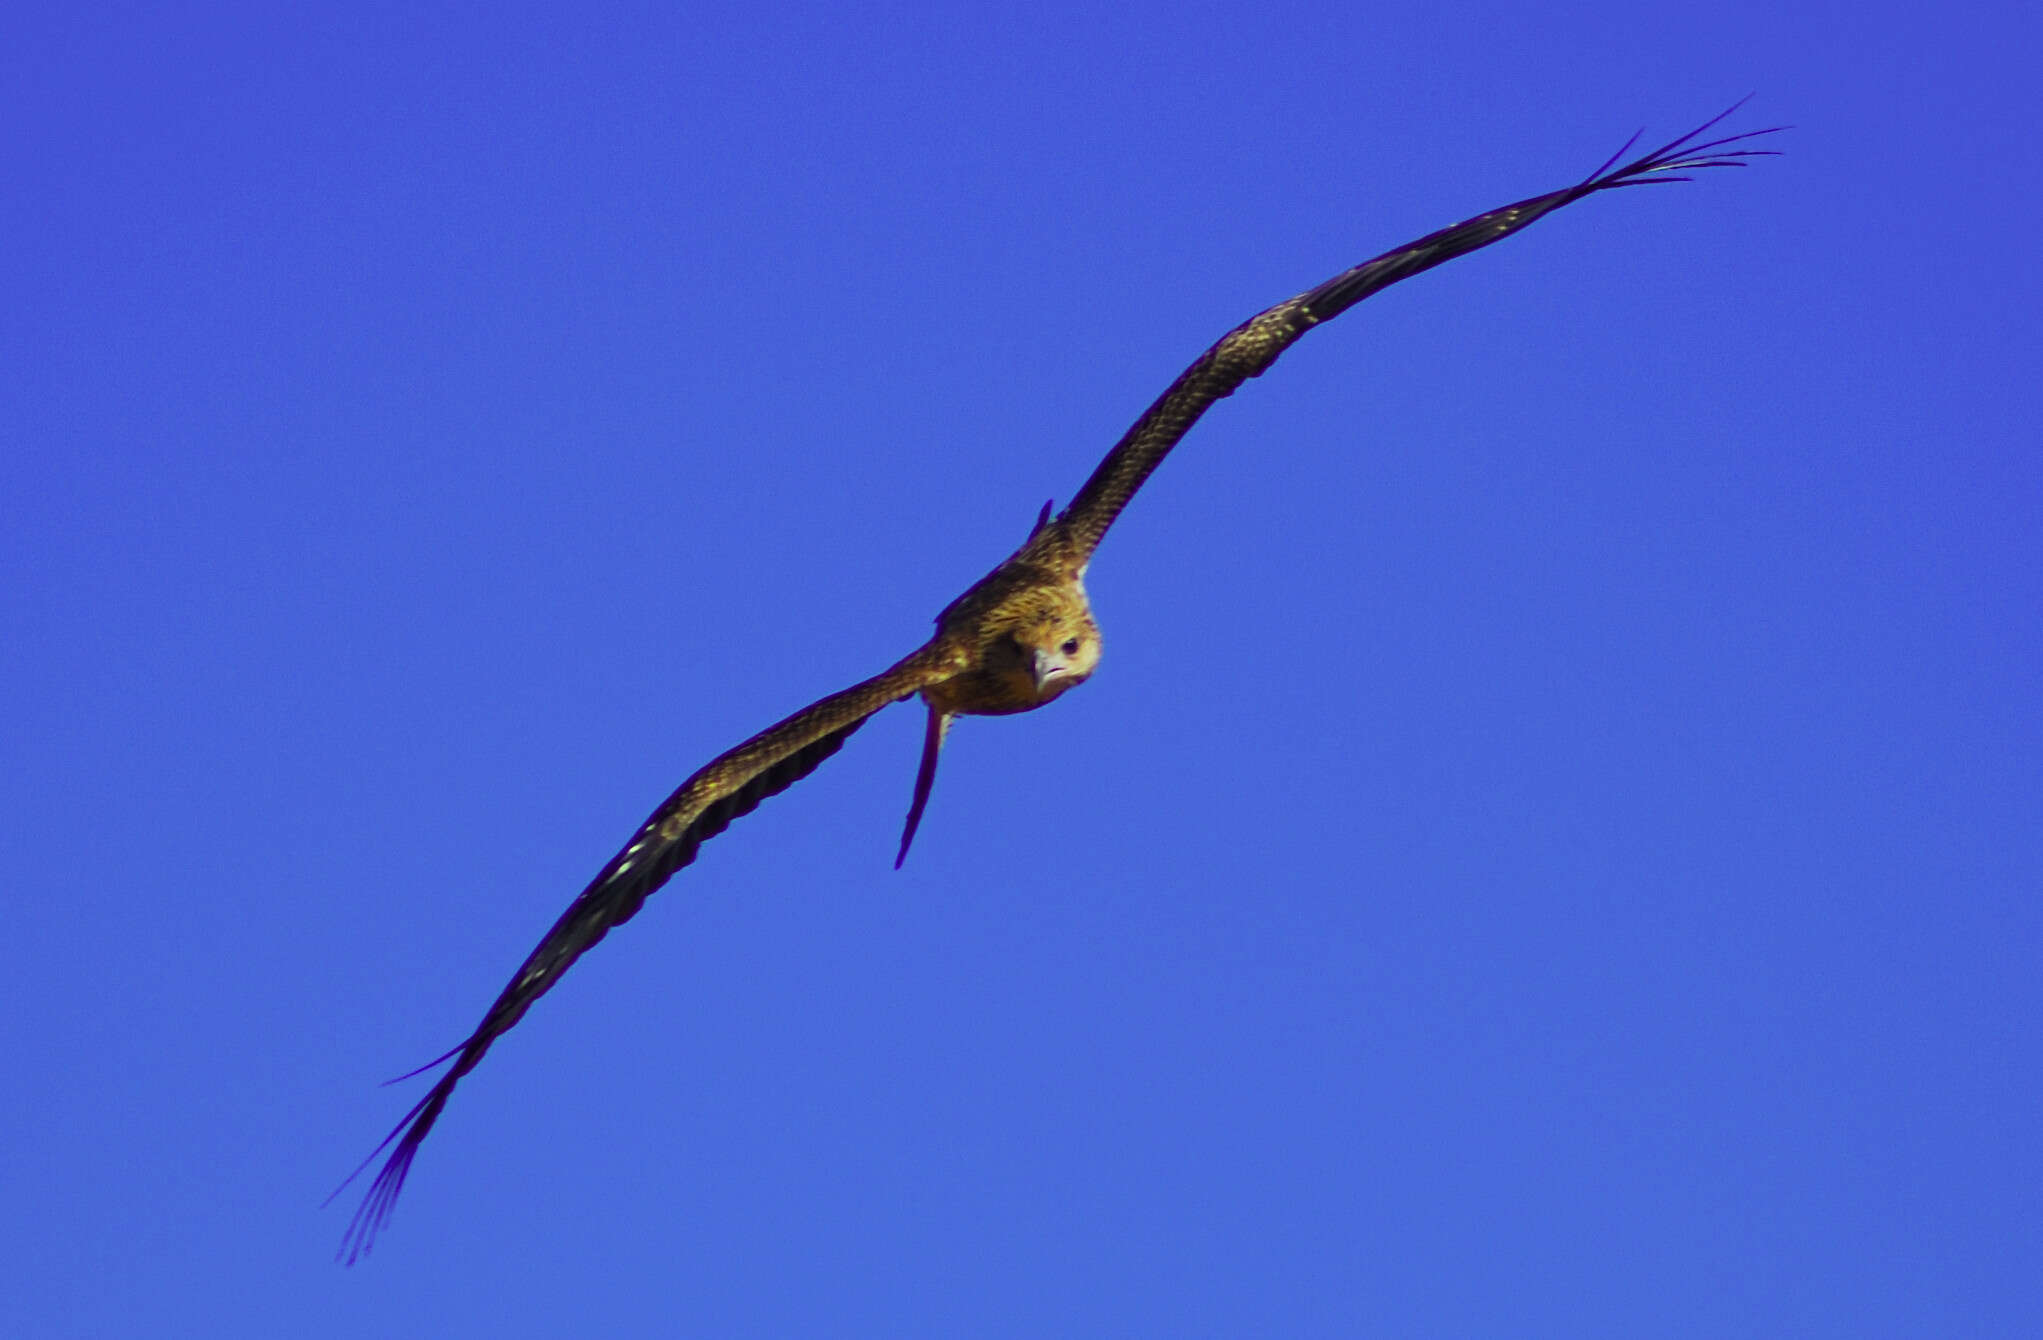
333 641 955 1262
1047 107 1780 568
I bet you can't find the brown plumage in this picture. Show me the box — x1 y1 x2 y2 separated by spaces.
332 108 1778 1262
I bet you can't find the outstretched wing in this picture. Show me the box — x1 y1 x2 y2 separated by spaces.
332 644 953 1263
1046 106 1781 567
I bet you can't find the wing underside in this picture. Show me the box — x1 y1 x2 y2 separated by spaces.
332 646 949 1262
1046 107 1778 566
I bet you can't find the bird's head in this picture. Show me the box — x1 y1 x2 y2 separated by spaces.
1008 606 1102 704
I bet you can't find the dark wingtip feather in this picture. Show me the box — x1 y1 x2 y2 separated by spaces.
382 1042 465 1086
326 1084 446 1265
1589 101 1786 192
1580 127 1645 187
334 1136 422 1265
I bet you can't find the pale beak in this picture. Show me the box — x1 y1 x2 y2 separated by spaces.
1029 648 1071 692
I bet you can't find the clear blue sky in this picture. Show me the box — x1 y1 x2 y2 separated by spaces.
6 3 2037 1334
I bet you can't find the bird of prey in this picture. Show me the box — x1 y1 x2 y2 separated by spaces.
333 108 1777 1261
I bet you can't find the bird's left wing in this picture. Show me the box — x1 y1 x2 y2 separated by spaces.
332 642 955 1262
1045 108 1779 568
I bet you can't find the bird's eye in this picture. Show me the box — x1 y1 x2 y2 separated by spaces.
1061 638 1081 656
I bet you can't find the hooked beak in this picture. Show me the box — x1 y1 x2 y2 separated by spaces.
1029 647 1073 693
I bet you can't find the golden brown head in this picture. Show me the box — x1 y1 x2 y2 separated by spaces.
929 581 1103 717
1004 601 1102 704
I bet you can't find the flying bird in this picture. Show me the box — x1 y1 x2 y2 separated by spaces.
334 108 1778 1261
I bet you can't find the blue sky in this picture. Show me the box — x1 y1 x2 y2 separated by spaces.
6 2 2038 1334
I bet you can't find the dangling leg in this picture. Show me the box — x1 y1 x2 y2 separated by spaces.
1029 499 1054 537
895 706 953 868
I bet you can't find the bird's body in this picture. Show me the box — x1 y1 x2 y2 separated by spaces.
334 109 1779 1262
925 549 1101 720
